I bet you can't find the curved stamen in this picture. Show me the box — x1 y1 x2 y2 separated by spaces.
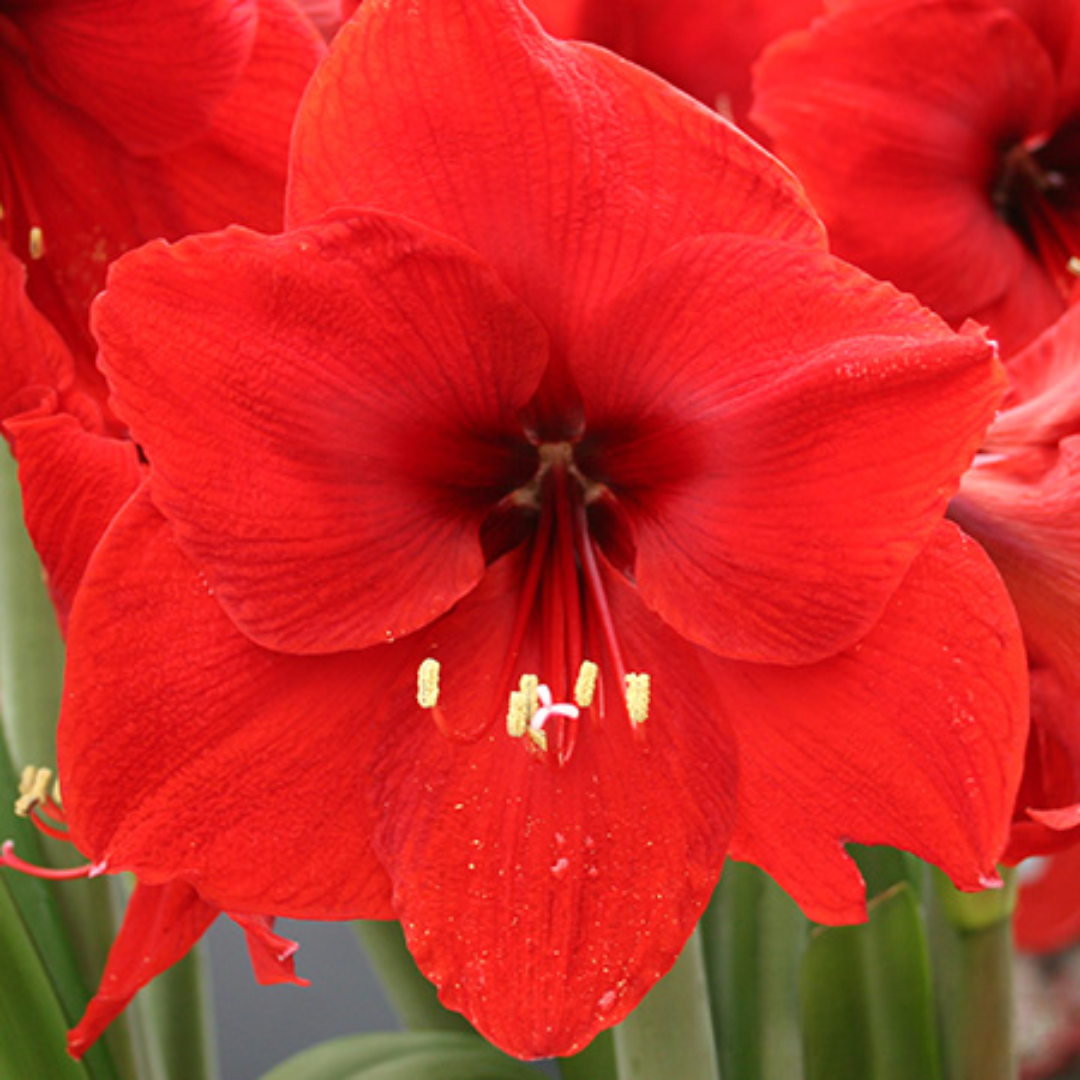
0 840 100 880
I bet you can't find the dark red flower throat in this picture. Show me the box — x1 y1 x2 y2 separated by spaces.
419 441 649 769
995 120 1080 299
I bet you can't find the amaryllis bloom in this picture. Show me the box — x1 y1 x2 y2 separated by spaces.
528 0 822 132
53 0 1026 1058
0 0 324 417
949 305 1080 857
753 0 1080 357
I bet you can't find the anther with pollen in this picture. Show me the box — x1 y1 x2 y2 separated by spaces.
625 673 651 726
28 225 44 260
417 657 441 708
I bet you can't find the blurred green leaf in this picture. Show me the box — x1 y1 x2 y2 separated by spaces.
802 883 941 1080
259 1031 548 1080
0 873 93 1079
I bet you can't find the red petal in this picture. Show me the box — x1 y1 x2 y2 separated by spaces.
725 522 1028 924
4 397 142 626
288 0 823 353
232 914 310 986
15 0 258 155
1015 844 1080 953
59 489 394 918
576 234 1002 663
954 438 1080 707
153 0 327 234
93 212 547 654
67 881 219 1058
364 552 738 1057
754 0 1061 356
988 304 1080 449
0 247 80 418
539 0 823 131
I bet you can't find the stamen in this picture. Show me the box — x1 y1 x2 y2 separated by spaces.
416 658 441 708
528 726 549 752
573 661 599 708
28 226 44 260
1069 256 1080 276
15 766 53 818
0 841 95 881
519 674 539 719
625 673 651 725
507 690 528 738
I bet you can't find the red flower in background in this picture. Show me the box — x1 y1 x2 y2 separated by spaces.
529 0 822 132
0 0 324 420
753 0 1080 357
949 306 1080 857
44 0 1026 1059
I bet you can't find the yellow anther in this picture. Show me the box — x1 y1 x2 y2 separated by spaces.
15 766 53 818
625 673 651 725
416 658 441 708
527 726 549 752
28 227 44 260
506 690 528 738
574 661 599 708
1069 255 1080 277
518 674 539 718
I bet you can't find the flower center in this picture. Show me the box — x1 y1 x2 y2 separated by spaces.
994 122 1080 298
417 442 649 767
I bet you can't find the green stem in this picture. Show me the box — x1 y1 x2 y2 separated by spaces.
134 939 218 1080
353 920 473 1033
925 868 1016 1080
613 928 720 1080
700 861 805 1080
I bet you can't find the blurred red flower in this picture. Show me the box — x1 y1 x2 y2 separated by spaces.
0 0 324 421
754 0 1080 357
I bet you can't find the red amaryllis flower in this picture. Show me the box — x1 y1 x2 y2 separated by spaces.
57 0 1026 1058
0 0 324 419
753 0 1080 358
528 0 822 132
949 305 1080 857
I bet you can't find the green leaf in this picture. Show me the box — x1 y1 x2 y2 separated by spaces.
700 860 806 1080
613 928 719 1080
258 1032 547 1080
802 882 942 1080
0 874 93 1079
925 869 1016 1080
